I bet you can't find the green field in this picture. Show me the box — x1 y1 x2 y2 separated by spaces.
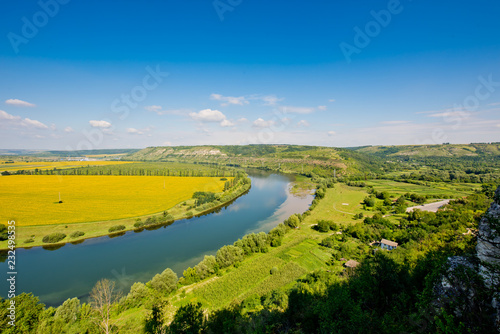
364 179 480 197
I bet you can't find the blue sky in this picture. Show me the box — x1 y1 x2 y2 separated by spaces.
1 0 499 150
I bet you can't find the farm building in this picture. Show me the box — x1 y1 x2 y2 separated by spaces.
380 239 398 250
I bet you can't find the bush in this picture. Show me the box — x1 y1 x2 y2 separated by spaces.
144 216 157 226
363 196 376 207
108 225 126 233
24 238 34 244
151 268 178 295
216 245 244 268
69 231 85 238
185 211 194 217
0 224 8 241
270 267 278 275
42 232 67 243
134 221 144 228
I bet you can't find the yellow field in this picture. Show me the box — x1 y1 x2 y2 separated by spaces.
0 160 135 172
0 175 228 226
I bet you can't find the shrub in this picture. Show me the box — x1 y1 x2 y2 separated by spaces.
185 211 194 217
270 267 278 275
151 268 178 294
55 297 80 323
134 221 144 228
363 196 376 207
24 238 34 244
216 245 244 268
317 220 331 233
69 231 85 238
42 232 67 243
108 225 126 233
144 216 157 226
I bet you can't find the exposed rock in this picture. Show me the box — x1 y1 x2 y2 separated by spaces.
433 256 477 318
476 186 500 330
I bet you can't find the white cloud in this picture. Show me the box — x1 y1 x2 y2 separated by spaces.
127 128 144 135
318 105 327 111
426 110 470 118
64 126 74 133
380 120 411 125
0 110 48 129
328 131 336 136
329 99 336 102
220 119 235 127
488 102 500 106
237 117 249 123
22 118 48 129
278 106 315 114
5 99 36 107
144 105 163 113
297 120 310 127
0 110 19 120
162 141 172 146
145 105 186 115
252 118 275 128
89 120 112 128
260 95 283 106
210 93 249 106
189 109 227 122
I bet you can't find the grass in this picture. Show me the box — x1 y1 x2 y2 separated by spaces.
0 175 228 226
364 179 480 198
308 183 369 226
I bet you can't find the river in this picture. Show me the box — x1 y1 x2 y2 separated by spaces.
0 171 313 306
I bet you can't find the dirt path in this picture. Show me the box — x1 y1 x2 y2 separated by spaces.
406 199 451 213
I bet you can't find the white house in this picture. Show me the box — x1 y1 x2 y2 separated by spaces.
380 238 398 250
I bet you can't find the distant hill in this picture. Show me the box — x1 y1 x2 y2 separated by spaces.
0 148 141 158
125 144 388 177
350 143 500 158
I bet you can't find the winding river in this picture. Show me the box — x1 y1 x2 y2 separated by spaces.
0 171 313 306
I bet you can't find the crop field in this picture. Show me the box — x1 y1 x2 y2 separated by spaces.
0 160 135 172
364 179 479 197
0 175 228 226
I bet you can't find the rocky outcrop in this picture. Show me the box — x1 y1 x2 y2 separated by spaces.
477 186 500 329
432 187 500 332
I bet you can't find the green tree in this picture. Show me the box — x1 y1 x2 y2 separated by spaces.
216 245 244 268
168 302 205 334
0 293 45 334
151 268 178 295
55 297 80 323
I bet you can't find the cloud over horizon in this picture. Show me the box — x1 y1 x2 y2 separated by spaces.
5 99 36 107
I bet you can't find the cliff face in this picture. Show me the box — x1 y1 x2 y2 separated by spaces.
477 186 500 285
476 186 500 330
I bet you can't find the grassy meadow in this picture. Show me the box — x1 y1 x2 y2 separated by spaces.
0 175 227 226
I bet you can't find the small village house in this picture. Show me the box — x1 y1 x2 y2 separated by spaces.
380 238 398 250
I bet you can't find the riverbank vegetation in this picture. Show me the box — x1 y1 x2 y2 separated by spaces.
1 143 499 333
